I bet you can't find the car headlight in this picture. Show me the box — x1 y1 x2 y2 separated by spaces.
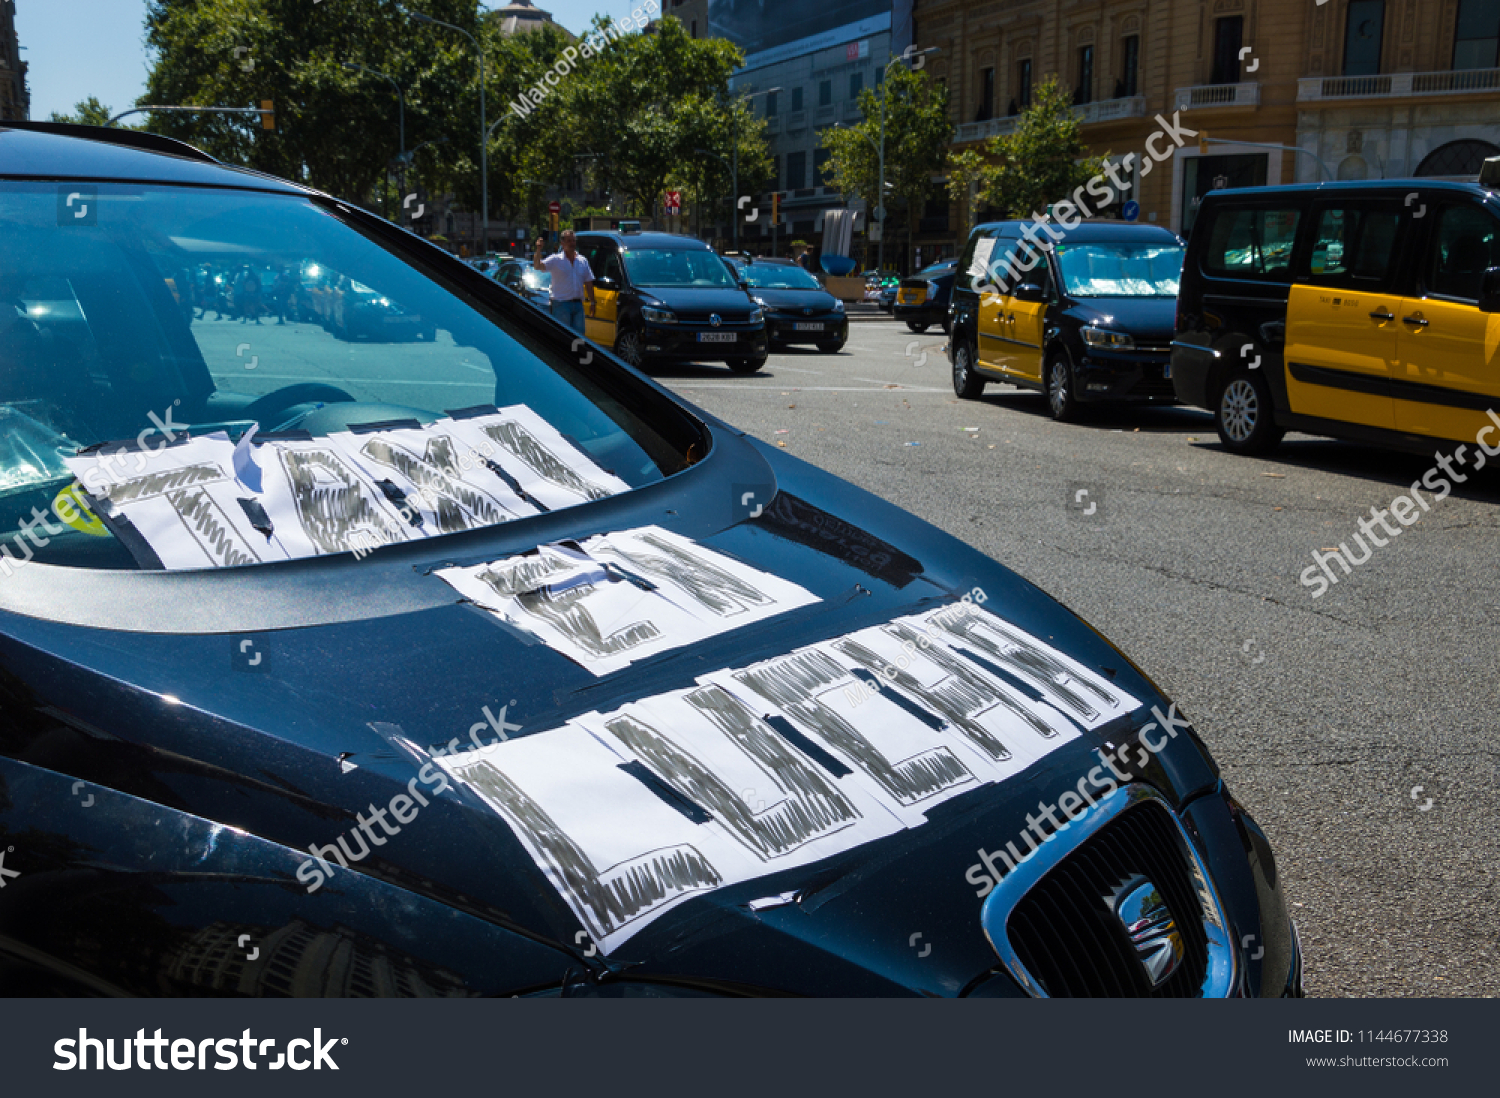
641 306 676 324
832 299 844 313
749 306 764 323
1081 326 1135 350
926 281 939 301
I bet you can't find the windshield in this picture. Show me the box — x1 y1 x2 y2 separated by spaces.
915 263 955 280
0 182 684 572
623 248 739 288
1054 242 1184 297
738 264 821 290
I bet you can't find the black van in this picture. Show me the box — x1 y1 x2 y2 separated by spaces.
947 220 1185 419
574 230 769 373
1171 170 1500 455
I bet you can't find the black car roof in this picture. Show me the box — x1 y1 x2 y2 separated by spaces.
0 121 307 194
975 219 1180 244
1204 178 1494 200
578 230 712 251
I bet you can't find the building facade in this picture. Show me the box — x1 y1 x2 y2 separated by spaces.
1 0 28 121
919 0 1500 242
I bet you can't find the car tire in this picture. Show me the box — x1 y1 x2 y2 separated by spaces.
1216 367 1284 454
952 338 985 399
614 325 646 369
907 321 929 333
729 348 767 374
1046 351 1080 422
817 339 845 353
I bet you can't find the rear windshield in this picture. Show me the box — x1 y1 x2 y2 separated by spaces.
0 181 685 572
1200 205 1302 281
738 264 821 290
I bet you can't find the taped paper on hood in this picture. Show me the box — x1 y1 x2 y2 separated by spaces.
432 602 1144 954
435 526 820 675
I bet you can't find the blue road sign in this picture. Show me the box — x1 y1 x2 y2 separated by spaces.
1122 200 1140 222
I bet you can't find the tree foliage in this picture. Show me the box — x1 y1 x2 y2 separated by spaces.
946 76 1106 220
822 63 950 265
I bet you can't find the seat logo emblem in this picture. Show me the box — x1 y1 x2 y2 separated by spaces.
1110 877 1184 988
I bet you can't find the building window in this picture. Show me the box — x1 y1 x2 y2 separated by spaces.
849 71 863 99
977 66 995 122
786 150 806 190
819 79 832 106
1076 45 1094 104
690 19 696 37
1120 35 1139 97
1343 0 1386 76
766 90 778 117
1211 16 1244 83
1017 57 1033 110
1453 0 1500 69
791 86 804 111
814 147 832 186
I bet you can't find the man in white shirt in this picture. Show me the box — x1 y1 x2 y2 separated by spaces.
532 230 595 335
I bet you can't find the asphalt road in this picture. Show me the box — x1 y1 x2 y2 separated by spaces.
646 318 1500 998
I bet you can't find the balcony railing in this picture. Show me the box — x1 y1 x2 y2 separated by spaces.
784 109 807 131
1297 67 1500 100
1078 95 1147 123
954 116 1018 142
1174 81 1261 110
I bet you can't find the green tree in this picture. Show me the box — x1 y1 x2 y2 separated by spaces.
822 63 950 269
49 96 137 127
946 75 1106 221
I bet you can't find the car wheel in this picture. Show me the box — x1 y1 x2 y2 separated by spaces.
614 326 646 369
1216 368 1285 454
907 321 929 333
817 339 845 353
1046 351 1079 422
729 348 767 374
951 338 985 399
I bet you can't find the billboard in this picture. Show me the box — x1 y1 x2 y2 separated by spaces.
711 0 892 68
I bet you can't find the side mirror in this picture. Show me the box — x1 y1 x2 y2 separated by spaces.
1479 267 1500 313
1012 282 1046 303
738 279 750 291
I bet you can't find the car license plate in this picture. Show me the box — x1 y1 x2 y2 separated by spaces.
1163 362 1172 379
898 290 921 304
794 322 824 331
698 332 737 343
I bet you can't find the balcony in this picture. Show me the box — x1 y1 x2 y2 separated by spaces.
954 116 1018 143
813 103 836 126
1173 81 1261 110
784 109 807 132
842 100 863 121
1298 67 1500 100
1078 95 1147 123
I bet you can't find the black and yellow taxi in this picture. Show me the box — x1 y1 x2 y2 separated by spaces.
575 229 768 373
947 220 1185 419
894 258 958 334
1171 164 1500 455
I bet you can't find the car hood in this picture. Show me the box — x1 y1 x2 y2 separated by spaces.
0 423 1219 996
634 287 756 315
1064 297 1177 343
747 287 840 313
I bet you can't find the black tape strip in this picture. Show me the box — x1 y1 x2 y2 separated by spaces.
762 714 853 778
348 418 426 434
236 497 274 540
482 458 549 512
618 760 713 824
848 666 947 731
950 646 1045 702
445 404 501 420
377 479 425 527
93 510 165 571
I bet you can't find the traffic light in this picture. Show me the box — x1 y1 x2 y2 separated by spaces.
260 100 275 131
1199 130 1209 155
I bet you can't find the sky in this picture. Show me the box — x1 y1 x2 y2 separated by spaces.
16 0 649 121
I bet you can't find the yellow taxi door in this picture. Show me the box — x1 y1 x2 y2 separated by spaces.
968 235 1009 374
1283 202 1405 430
582 244 620 349
1390 202 1500 441
1006 258 1053 384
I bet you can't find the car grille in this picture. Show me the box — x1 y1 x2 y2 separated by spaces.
1006 799 1208 996
1133 366 1176 398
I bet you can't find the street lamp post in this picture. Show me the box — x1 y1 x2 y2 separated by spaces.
406 8 487 255
875 48 938 272
343 63 405 219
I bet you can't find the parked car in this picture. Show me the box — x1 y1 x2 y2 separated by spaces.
495 259 552 311
0 120 1300 998
575 229 768 373
876 274 901 312
1171 169 1500 455
895 259 959 334
948 221 1184 419
722 255 847 352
